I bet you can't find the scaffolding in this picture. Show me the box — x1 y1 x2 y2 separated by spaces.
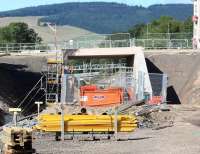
45 51 63 104
43 51 167 106
61 63 140 106
60 62 168 106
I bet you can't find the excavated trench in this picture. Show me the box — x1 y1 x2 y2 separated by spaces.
0 56 46 126
1 51 200 125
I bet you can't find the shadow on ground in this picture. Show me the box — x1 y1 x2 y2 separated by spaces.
0 63 44 120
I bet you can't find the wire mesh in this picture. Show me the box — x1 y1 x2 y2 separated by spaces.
149 73 168 104
62 64 140 105
134 39 192 49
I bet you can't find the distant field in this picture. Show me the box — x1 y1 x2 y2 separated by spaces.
0 16 94 43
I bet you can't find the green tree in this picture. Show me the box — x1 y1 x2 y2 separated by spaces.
128 24 146 38
0 27 12 43
0 22 42 43
182 17 193 33
128 16 192 39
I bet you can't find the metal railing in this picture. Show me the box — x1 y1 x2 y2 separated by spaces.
65 38 193 49
0 43 64 53
69 63 128 71
0 39 194 54
65 39 193 49
144 32 192 40
134 39 193 49
64 39 132 49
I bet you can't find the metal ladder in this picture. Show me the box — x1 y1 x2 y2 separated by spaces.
45 50 63 103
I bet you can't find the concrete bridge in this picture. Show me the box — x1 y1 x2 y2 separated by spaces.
64 46 153 100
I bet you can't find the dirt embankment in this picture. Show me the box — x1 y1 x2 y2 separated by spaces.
145 51 200 105
0 56 46 125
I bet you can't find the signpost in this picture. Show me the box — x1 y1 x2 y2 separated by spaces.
9 108 21 127
35 102 43 117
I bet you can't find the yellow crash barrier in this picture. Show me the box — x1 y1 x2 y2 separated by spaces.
35 114 137 132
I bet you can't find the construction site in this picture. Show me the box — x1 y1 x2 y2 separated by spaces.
0 1 200 154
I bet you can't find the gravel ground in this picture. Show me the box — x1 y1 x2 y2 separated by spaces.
32 105 200 154
1 105 200 154
32 124 200 154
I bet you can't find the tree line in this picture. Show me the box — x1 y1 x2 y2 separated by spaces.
0 16 193 44
128 16 193 39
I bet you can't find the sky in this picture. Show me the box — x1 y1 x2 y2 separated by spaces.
0 0 192 11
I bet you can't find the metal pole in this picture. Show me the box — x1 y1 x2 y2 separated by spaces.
168 23 170 39
61 72 67 141
61 103 65 141
9 108 21 127
55 24 57 50
35 102 43 117
161 74 168 103
47 23 57 50
110 37 112 48
152 39 155 48
13 112 17 127
147 24 149 40
6 44 8 54
168 23 170 49
37 104 40 117
186 39 189 49
114 106 118 140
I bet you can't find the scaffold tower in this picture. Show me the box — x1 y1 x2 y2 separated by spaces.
45 51 63 104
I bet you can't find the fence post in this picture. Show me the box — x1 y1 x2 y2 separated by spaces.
6 44 9 54
186 39 189 49
131 39 135 47
167 39 169 49
152 39 155 48
19 43 21 52
162 74 168 103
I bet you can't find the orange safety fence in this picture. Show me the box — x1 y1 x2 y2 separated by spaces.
127 88 135 101
80 85 97 92
148 96 163 105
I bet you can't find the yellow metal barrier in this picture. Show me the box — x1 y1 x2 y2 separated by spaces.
47 58 63 64
35 114 137 132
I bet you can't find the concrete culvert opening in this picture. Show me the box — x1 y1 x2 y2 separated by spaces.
145 58 181 105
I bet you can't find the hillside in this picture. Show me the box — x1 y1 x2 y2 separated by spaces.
0 17 94 43
0 2 193 33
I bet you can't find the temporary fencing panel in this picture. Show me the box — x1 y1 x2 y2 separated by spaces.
61 65 142 106
148 73 168 104
136 71 145 101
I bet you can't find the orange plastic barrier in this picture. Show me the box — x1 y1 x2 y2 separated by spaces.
127 88 135 101
80 85 97 91
148 96 163 105
80 87 123 107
